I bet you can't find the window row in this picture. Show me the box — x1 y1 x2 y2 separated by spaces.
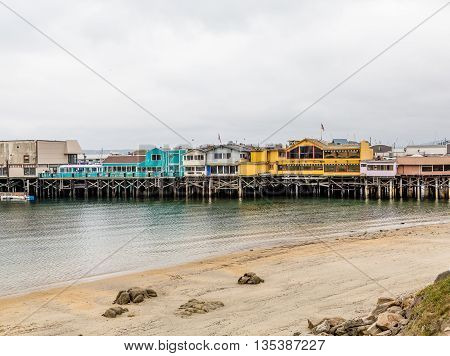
367 165 394 171
185 166 205 172
278 164 324 171
214 153 232 159
184 155 205 161
422 165 450 172
209 165 237 174
324 164 360 172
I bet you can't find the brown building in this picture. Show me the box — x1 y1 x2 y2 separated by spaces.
396 156 450 176
0 140 82 178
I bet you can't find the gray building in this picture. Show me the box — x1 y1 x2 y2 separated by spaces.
0 140 82 178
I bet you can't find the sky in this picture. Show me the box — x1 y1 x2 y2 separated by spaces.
0 0 449 149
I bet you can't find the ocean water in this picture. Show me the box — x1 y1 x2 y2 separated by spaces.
0 198 448 296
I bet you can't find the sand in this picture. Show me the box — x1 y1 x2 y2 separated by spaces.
0 222 449 336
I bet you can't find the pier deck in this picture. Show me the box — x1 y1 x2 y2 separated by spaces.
1 175 449 200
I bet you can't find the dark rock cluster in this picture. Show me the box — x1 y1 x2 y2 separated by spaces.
238 272 264 285
102 306 129 318
177 299 224 317
299 294 416 336
113 287 158 305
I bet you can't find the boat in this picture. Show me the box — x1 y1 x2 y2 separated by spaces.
0 193 35 202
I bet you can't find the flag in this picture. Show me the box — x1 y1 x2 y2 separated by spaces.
321 123 325 131
218 133 222 144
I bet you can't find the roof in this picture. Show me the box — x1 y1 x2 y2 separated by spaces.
103 155 145 164
371 144 392 153
287 138 361 150
396 156 450 165
64 140 82 154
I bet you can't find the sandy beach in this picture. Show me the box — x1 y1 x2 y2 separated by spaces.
1 222 449 336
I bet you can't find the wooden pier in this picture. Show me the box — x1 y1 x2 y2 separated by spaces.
1 175 449 200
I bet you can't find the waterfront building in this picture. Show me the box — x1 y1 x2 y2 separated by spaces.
360 159 397 177
0 140 81 178
404 142 449 157
396 156 450 176
183 149 207 176
144 147 186 177
371 144 393 159
204 145 250 176
240 138 373 176
102 155 146 177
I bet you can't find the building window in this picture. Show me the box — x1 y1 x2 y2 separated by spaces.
422 166 432 172
68 154 78 164
299 146 314 159
151 154 162 161
314 148 324 159
287 147 299 159
23 155 30 163
433 165 444 172
214 153 230 159
24 167 36 176
445 165 450 172
0 167 6 176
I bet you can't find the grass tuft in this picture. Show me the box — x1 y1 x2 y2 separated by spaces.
404 274 449 335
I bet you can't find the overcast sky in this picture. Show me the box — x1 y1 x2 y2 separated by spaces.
0 0 449 149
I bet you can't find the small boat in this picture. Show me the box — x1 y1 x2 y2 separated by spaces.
0 193 35 202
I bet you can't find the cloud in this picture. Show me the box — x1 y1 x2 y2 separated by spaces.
0 0 449 149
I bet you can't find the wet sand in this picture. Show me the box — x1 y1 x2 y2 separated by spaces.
1 222 449 336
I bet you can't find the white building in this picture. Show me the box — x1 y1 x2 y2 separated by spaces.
360 160 397 177
182 149 207 176
405 143 449 156
204 145 250 176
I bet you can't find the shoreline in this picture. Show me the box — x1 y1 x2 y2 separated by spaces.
1 217 448 300
1 222 449 335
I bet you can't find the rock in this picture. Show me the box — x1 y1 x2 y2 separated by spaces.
307 319 315 330
376 330 392 336
434 270 450 283
177 299 224 317
362 315 376 325
128 287 146 301
110 306 128 314
113 291 131 305
400 294 416 310
366 322 382 336
238 272 264 285
145 287 158 298
314 320 331 334
376 312 407 331
102 309 117 318
133 294 145 303
371 301 398 317
113 286 158 305
377 297 395 305
387 306 404 316
102 306 128 318
293 332 301 336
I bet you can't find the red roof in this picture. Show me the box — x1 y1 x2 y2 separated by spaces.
103 155 145 164
397 156 450 165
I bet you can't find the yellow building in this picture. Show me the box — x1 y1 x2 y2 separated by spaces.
240 138 373 176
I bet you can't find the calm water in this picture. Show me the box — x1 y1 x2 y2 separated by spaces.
0 198 448 296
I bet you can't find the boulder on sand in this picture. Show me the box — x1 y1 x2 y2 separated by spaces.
238 272 264 285
113 291 131 305
113 286 158 304
102 306 129 318
177 299 224 317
